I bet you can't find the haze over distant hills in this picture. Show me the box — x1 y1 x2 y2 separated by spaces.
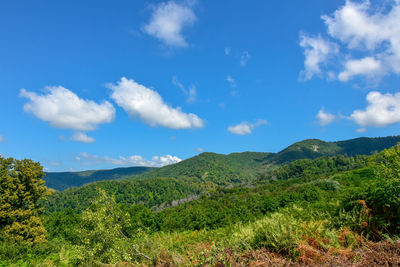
44 135 400 191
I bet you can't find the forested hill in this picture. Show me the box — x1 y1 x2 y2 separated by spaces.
130 135 400 181
44 166 155 191
44 135 400 191
132 151 272 185
268 135 400 164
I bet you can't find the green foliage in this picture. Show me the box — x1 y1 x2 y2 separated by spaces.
232 206 343 257
44 209 82 243
264 155 369 181
44 166 155 191
44 177 203 213
0 157 48 245
339 145 400 238
376 143 400 179
135 151 271 185
74 188 151 264
5 136 400 265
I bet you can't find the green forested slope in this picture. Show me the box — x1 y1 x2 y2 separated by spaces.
43 135 400 192
269 135 400 163
42 135 400 214
3 141 400 266
43 176 204 213
132 151 271 184
44 166 155 191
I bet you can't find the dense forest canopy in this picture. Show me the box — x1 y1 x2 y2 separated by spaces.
2 137 400 266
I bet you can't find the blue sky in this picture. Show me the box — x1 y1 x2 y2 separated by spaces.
1 0 400 171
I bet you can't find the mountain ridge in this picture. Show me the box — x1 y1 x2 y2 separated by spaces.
44 135 400 191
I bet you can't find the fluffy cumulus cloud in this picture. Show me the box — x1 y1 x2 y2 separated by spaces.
299 34 338 80
20 87 115 131
109 77 204 129
78 152 181 167
350 91 400 127
70 132 95 143
143 1 196 47
301 0 400 82
338 57 383 82
227 120 267 135
316 108 335 126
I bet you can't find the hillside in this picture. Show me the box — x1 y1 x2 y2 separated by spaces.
25 143 400 266
268 135 400 164
133 151 272 185
42 135 400 214
44 166 155 191
132 135 400 181
43 135 400 192
44 177 204 213
4 137 400 266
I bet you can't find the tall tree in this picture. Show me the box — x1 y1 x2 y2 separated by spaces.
0 157 48 244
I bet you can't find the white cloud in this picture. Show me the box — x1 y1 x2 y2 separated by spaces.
301 0 400 81
299 34 338 80
172 76 197 103
71 132 95 143
316 108 336 126
224 47 231 55
350 91 400 127
322 1 391 51
227 119 267 135
143 1 196 47
152 155 182 166
20 86 115 131
356 127 367 133
109 77 204 129
196 147 204 152
240 51 251 66
226 75 236 88
0 135 4 143
338 56 383 81
78 152 182 167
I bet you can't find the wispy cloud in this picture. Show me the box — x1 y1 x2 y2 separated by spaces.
172 76 197 103
227 119 267 135
240 51 251 66
224 47 231 55
226 75 237 88
299 34 338 81
142 1 197 47
77 152 182 167
109 77 204 129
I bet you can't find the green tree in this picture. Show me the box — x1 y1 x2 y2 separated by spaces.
377 143 400 179
0 157 48 245
75 188 150 264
